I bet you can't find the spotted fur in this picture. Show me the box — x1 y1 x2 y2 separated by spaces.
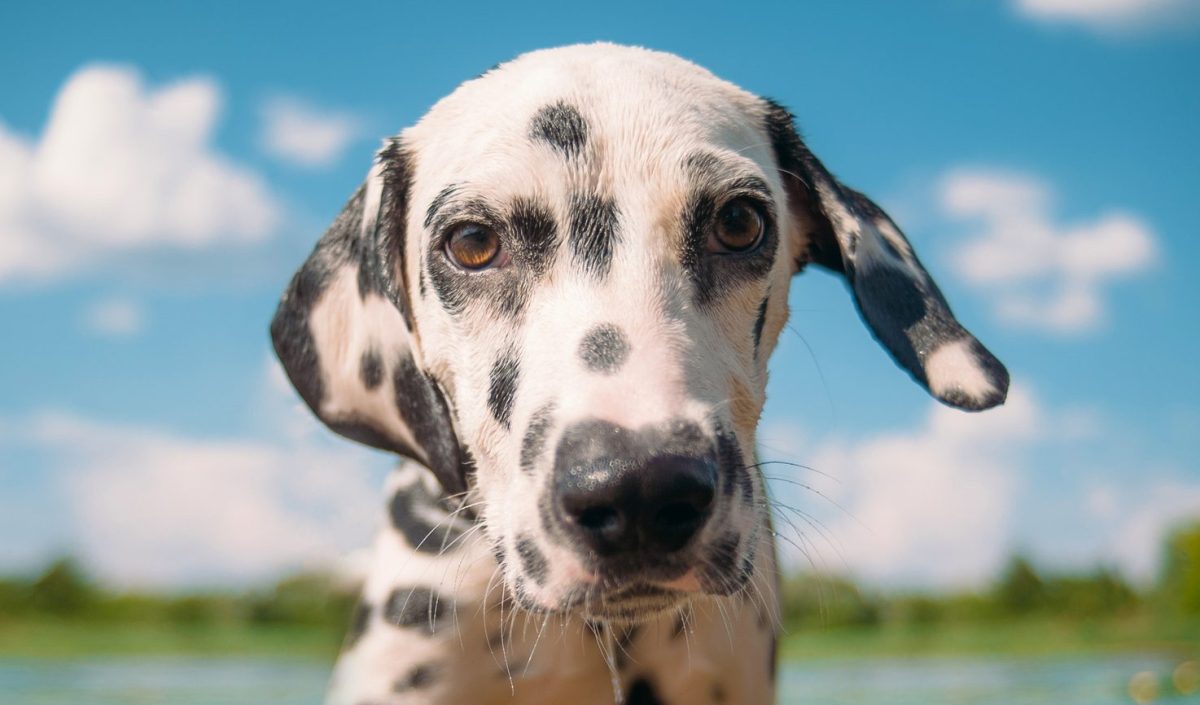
270 43 1008 705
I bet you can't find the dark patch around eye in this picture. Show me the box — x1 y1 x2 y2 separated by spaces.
678 153 778 307
568 192 620 278
520 403 556 474
515 535 549 586
425 195 548 319
578 323 630 374
487 352 520 428
529 101 589 157
424 185 460 229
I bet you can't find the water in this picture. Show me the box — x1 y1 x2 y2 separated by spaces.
0 654 1186 704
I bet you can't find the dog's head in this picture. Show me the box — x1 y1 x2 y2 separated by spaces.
272 44 1007 623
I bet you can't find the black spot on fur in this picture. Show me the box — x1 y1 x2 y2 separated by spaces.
716 426 745 500
740 554 756 584
626 677 664 705
753 296 769 356
360 349 384 390
697 532 741 595
709 532 740 568
515 535 549 586
343 599 372 649
394 663 439 692
487 352 520 428
520 403 556 474
568 192 620 277
529 102 588 157
510 197 560 278
712 682 727 703
389 480 469 554
578 323 630 374
392 352 472 495
383 586 454 634
375 141 418 329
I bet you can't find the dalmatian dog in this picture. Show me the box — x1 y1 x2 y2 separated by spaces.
271 43 1008 705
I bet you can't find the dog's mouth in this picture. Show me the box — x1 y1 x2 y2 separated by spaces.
560 582 685 624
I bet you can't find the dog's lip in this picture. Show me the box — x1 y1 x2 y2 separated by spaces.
575 582 683 620
557 580 684 618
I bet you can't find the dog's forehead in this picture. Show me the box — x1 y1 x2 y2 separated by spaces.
402 44 776 206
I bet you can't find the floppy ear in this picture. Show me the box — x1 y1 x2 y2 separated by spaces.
764 101 1009 411
270 142 471 493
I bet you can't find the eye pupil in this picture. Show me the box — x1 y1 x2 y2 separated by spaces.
714 198 764 252
447 223 501 269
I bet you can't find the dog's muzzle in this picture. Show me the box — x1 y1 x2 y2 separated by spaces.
550 419 717 566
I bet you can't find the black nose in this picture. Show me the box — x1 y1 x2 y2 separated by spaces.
553 420 716 557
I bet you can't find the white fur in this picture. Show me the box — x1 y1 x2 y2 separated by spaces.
926 338 999 405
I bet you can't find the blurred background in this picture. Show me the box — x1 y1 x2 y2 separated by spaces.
1 1 1198 703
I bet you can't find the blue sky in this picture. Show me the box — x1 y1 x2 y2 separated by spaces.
1 0 1197 589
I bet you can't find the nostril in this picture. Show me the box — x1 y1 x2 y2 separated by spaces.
654 501 702 531
577 506 621 534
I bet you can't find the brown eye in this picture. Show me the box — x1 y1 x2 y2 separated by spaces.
711 198 764 252
446 223 503 270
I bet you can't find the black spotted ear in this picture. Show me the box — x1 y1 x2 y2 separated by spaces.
764 101 1009 411
270 142 471 493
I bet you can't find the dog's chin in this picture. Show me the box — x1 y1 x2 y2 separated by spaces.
580 583 688 624
511 579 688 625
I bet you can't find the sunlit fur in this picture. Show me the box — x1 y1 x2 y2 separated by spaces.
272 43 1008 705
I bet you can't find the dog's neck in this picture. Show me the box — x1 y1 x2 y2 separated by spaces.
326 461 779 705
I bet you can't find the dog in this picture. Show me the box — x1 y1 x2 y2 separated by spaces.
270 43 1009 705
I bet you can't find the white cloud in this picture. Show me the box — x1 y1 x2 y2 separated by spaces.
82 297 144 337
0 358 391 588
939 168 1157 334
766 386 1043 588
28 411 383 588
1013 0 1200 33
259 96 361 168
0 64 279 284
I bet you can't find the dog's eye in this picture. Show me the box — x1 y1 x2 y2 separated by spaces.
446 223 504 270
710 198 764 253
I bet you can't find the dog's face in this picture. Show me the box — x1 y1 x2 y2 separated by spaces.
272 44 1008 623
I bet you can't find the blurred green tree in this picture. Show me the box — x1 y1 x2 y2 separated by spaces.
994 555 1046 615
1160 520 1200 615
780 573 881 630
29 557 97 616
